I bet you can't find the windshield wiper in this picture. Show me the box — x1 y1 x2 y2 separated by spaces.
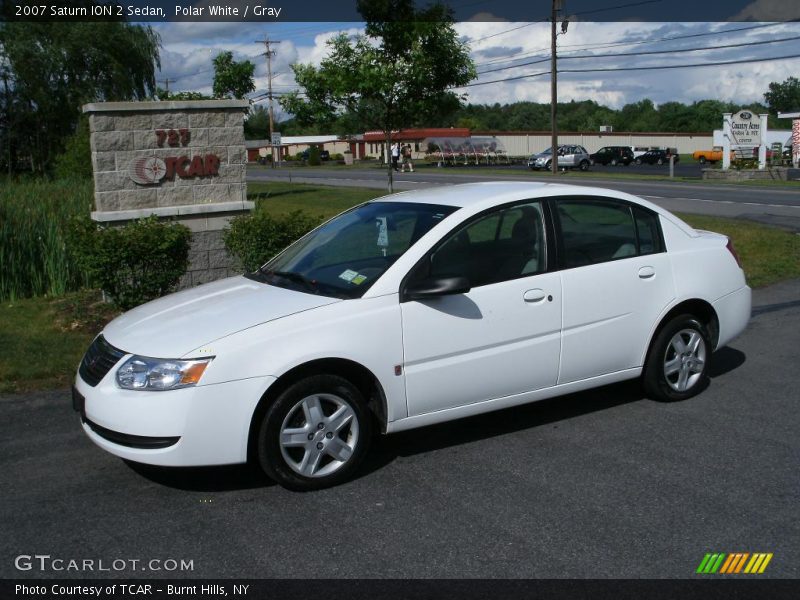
267 269 319 293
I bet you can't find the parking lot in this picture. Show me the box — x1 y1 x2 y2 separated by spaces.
2 277 797 580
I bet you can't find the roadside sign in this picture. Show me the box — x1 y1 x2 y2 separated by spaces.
271 132 281 147
730 110 762 147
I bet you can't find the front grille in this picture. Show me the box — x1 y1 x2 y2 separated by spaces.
79 335 127 387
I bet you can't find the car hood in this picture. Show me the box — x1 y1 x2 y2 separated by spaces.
102 276 341 358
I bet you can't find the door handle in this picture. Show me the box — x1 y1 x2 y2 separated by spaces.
638 266 656 279
523 289 546 303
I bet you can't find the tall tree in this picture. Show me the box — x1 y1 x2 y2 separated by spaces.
0 17 160 173
212 51 256 100
764 77 800 127
281 0 475 190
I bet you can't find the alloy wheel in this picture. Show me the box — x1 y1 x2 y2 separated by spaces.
279 393 359 478
663 329 707 392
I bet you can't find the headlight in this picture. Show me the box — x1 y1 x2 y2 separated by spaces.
116 356 213 391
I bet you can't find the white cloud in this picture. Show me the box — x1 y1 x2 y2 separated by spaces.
156 20 800 111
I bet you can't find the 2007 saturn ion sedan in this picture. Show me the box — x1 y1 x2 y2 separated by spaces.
74 182 751 490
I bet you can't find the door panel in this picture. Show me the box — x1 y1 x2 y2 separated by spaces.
558 254 674 384
402 273 562 417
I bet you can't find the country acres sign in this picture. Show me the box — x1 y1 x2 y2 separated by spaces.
729 110 762 147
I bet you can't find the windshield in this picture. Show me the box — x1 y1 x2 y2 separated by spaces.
247 201 459 299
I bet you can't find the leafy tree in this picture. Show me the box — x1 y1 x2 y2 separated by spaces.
244 104 270 139
281 0 475 190
156 87 211 101
212 51 256 100
764 77 800 127
0 15 160 174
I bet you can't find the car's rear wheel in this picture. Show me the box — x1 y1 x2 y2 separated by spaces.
257 375 372 491
635 158 642 165
644 315 710 402
698 156 707 164
611 158 618 166
657 157 664 165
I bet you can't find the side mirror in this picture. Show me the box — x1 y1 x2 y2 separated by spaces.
403 276 471 302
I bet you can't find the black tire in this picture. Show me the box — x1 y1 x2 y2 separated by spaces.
611 158 618 166
579 160 590 171
643 314 711 402
657 157 664 165
545 160 552 170
257 374 372 491
698 156 707 164
635 158 642 165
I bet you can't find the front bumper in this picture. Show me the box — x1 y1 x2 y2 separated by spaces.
74 369 275 467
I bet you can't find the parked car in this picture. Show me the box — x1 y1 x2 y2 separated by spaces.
590 146 634 166
528 145 591 171
300 148 330 161
633 146 660 159
73 182 751 490
636 149 680 165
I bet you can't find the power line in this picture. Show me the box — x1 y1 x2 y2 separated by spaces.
468 0 664 45
472 21 791 68
460 51 800 88
560 52 800 74
475 33 800 76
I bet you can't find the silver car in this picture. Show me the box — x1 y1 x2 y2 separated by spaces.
528 145 591 171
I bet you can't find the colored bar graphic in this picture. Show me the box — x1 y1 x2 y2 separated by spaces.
699 552 773 574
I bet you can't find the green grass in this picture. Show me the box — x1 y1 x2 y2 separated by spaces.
247 181 385 219
0 290 119 394
0 178 93 301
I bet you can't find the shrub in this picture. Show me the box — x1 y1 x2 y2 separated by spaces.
307 146 321 166
223 210 323 272
54 116 92 180
330 153 344 161
69 216 191 310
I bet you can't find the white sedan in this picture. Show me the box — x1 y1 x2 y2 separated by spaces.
73 182 751 490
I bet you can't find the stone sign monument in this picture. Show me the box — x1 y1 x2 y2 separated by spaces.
83 99 253 287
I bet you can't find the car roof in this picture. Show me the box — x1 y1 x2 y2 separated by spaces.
369 181 698 236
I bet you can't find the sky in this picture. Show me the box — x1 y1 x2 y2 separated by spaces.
150 17 800 121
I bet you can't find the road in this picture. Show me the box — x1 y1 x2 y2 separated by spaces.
248 165 800 231
2 279 798 579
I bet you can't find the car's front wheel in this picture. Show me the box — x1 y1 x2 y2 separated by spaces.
257 375 372 491
579 160 590 171
643 315 711 402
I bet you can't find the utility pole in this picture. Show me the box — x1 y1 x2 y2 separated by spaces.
550 0 559 175
158 77 174 96
255 36 281 167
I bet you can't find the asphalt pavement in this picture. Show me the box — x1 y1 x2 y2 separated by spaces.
2 279 798 579
248 165 800 231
